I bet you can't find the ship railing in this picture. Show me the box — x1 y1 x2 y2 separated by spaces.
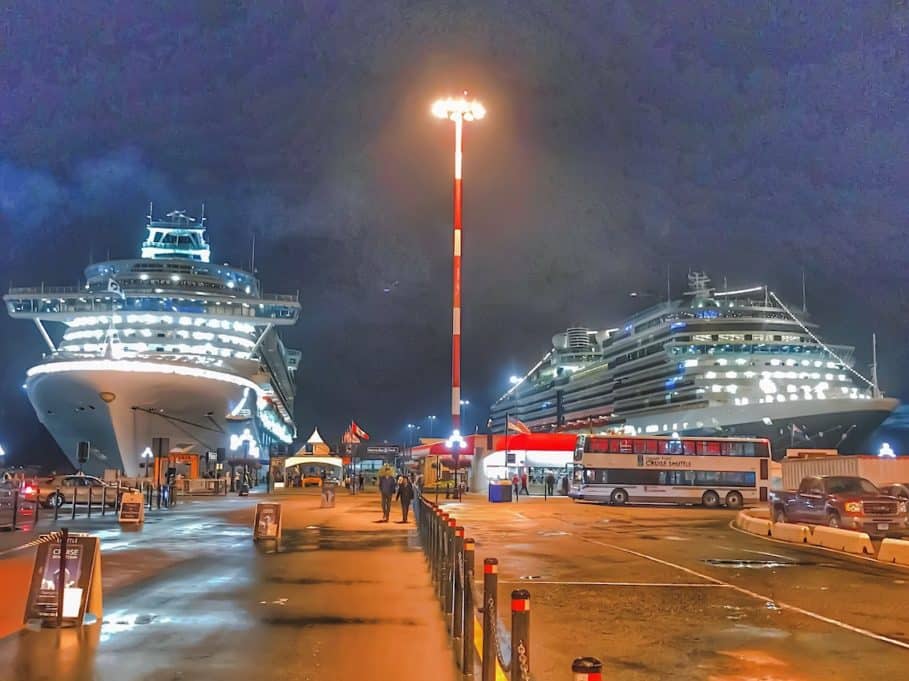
7 285 83 295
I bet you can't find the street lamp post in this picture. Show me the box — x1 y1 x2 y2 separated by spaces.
432 94 485 434
426 415 437 437
140 446 153 478
460 399 470 433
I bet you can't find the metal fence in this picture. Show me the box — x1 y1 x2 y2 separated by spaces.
414 494 604 680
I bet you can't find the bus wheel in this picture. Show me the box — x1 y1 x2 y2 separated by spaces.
725 491 744 509
610 488 629 506
702 490 720 508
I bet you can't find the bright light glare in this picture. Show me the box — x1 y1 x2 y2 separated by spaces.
446 429 466 450
432 97 486 121
879 442 896 458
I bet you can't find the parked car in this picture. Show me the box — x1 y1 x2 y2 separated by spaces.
0 480 36 527
38 474 120 508
769 475 909 538
879 483 909 500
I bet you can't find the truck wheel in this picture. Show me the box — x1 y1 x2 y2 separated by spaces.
702 490 720 508
610 488 629 506
725 491 744 509
827 512 841 529
774 506 787 524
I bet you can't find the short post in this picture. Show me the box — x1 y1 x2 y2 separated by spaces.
56 527 69 628
462 537 475 679
439 513 450 605
482 558 498 681
11 490 19 531
54 487 60 521
572 657 603 680
101 485 107 516
32 494 39 525
444 517 457 621
87 485 93 517
156 484 161 510
453 526 465 639
510 589 531 681
115 482 122 512
71 486 77 520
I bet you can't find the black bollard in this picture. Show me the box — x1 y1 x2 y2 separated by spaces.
453 526 465 639
56 527 69 628
571 657 603 680
510 589 531 681
444 517 457 621
462 537 475 679
32 494 39 525
54 487 60 521
71 486 77 520
101 485 107 516
481 558 498 681
438 513 450 605
87 485 93 518
11 490 19 531
156 484 161 510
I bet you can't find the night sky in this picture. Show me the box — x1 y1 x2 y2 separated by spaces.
3 2 909 468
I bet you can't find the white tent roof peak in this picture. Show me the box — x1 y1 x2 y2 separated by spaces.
306 428 326 445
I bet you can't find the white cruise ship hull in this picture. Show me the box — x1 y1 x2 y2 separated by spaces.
616 397 898 457
25 359 265 476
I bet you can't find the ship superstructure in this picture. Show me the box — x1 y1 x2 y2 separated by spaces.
5 208 300 475
490 274 897 456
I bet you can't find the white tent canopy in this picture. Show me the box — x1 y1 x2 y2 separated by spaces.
284 455 344 470
306 428 326 445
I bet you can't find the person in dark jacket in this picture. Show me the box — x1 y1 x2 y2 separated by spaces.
378 472 397 522
395 476 415 522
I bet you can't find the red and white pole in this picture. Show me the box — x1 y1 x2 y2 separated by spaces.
451 112 464 432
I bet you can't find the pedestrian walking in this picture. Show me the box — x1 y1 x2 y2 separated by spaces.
545 472 556 496
378 471 396 522
520 470 529 496
396 475 414 522
511 473 520 502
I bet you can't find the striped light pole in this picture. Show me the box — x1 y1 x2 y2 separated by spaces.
432 93 485 434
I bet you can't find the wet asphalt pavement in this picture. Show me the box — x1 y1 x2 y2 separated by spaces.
441 494 909 680
0 491 457 681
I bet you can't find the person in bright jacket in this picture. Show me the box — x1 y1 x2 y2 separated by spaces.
378 471 397 522
395 476 415 522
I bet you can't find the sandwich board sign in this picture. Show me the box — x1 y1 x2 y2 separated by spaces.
118 491 145 524
254 502 282 542
24 533 102 626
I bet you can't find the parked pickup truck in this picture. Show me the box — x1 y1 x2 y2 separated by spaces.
769 475 909 538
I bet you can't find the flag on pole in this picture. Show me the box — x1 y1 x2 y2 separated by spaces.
351 421 370 441
107 277 125 299
506 415 531 434
341 428 360 445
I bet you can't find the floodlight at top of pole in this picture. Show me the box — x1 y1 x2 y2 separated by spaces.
431 96 486 122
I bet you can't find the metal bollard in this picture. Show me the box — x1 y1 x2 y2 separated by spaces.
33 495 39 525
462 538 475 679
54 487 60 521
510 589 531 681
56 527 69 628
444 517 457 621
572 657 603 680
11 490 19 531
453 526 465 639
156 484 161 510
438 512 450 603
101 485 107 516
71 486 78 520
482 558 498 681
87 485 93 518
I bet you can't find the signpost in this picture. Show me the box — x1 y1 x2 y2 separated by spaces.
253 502 282 543
118 491 145 524
24 530 102 627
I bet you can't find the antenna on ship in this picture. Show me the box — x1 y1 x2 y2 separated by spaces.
871 332 882 399
665 264 671 303
250 231 256 273
801 268 807 313
200 202 206 227
147 201 154 224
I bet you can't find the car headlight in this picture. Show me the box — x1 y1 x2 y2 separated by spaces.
844 501 863 514
899 502 908 515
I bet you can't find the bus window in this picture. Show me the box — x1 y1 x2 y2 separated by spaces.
698 441 722 456
634 439 658 454
721 442 743 456
619 439 633 454
659 439 684 455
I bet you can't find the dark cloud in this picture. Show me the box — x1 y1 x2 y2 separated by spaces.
2 1 909 462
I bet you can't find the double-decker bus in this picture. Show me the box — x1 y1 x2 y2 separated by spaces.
567 435 773 508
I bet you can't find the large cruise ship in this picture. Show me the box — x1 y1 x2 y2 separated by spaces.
490 274 897 457
4 208 300 476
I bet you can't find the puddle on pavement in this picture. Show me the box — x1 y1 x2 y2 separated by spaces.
260 615 419 627
277 528 421 553
704 558 810 569
519 575 544 580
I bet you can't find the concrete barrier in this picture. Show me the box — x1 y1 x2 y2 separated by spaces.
807 526 875 555
742 515 772 537
877 538 909 566
770 522 810 544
